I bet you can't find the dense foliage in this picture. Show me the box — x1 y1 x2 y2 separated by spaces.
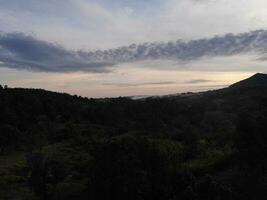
1 76 267 200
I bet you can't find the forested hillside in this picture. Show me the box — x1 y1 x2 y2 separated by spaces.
1 74 267 200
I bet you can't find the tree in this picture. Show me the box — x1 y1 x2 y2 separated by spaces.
88 135 180 200
26 152 66 200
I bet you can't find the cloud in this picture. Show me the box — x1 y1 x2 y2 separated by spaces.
184 79 212 84
1 29 267 72
0 32 114 72
102 29 267 62
102 81 176 87
102 79 214 87
2 0 267 50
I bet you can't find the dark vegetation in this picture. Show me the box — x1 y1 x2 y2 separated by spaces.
1 73 267 199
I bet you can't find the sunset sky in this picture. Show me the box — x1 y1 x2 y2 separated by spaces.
0 0 267 97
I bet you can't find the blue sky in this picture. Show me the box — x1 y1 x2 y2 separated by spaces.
0 0 267 97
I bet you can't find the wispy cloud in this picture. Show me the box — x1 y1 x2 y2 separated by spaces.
103 79 214 87
102 81 176 87
184 79 212 84
2 0 267 49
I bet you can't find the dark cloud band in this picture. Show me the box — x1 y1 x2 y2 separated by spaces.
0 33 114 72
0 30 267 72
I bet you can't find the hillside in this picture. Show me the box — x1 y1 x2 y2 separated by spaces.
230 73 267 88
1 74 267 200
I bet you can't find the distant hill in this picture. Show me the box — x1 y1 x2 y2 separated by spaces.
230 73 267 88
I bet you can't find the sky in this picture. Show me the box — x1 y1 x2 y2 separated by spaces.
0 0 267 97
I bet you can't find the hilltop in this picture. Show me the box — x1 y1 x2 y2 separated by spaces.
230 73 267 88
